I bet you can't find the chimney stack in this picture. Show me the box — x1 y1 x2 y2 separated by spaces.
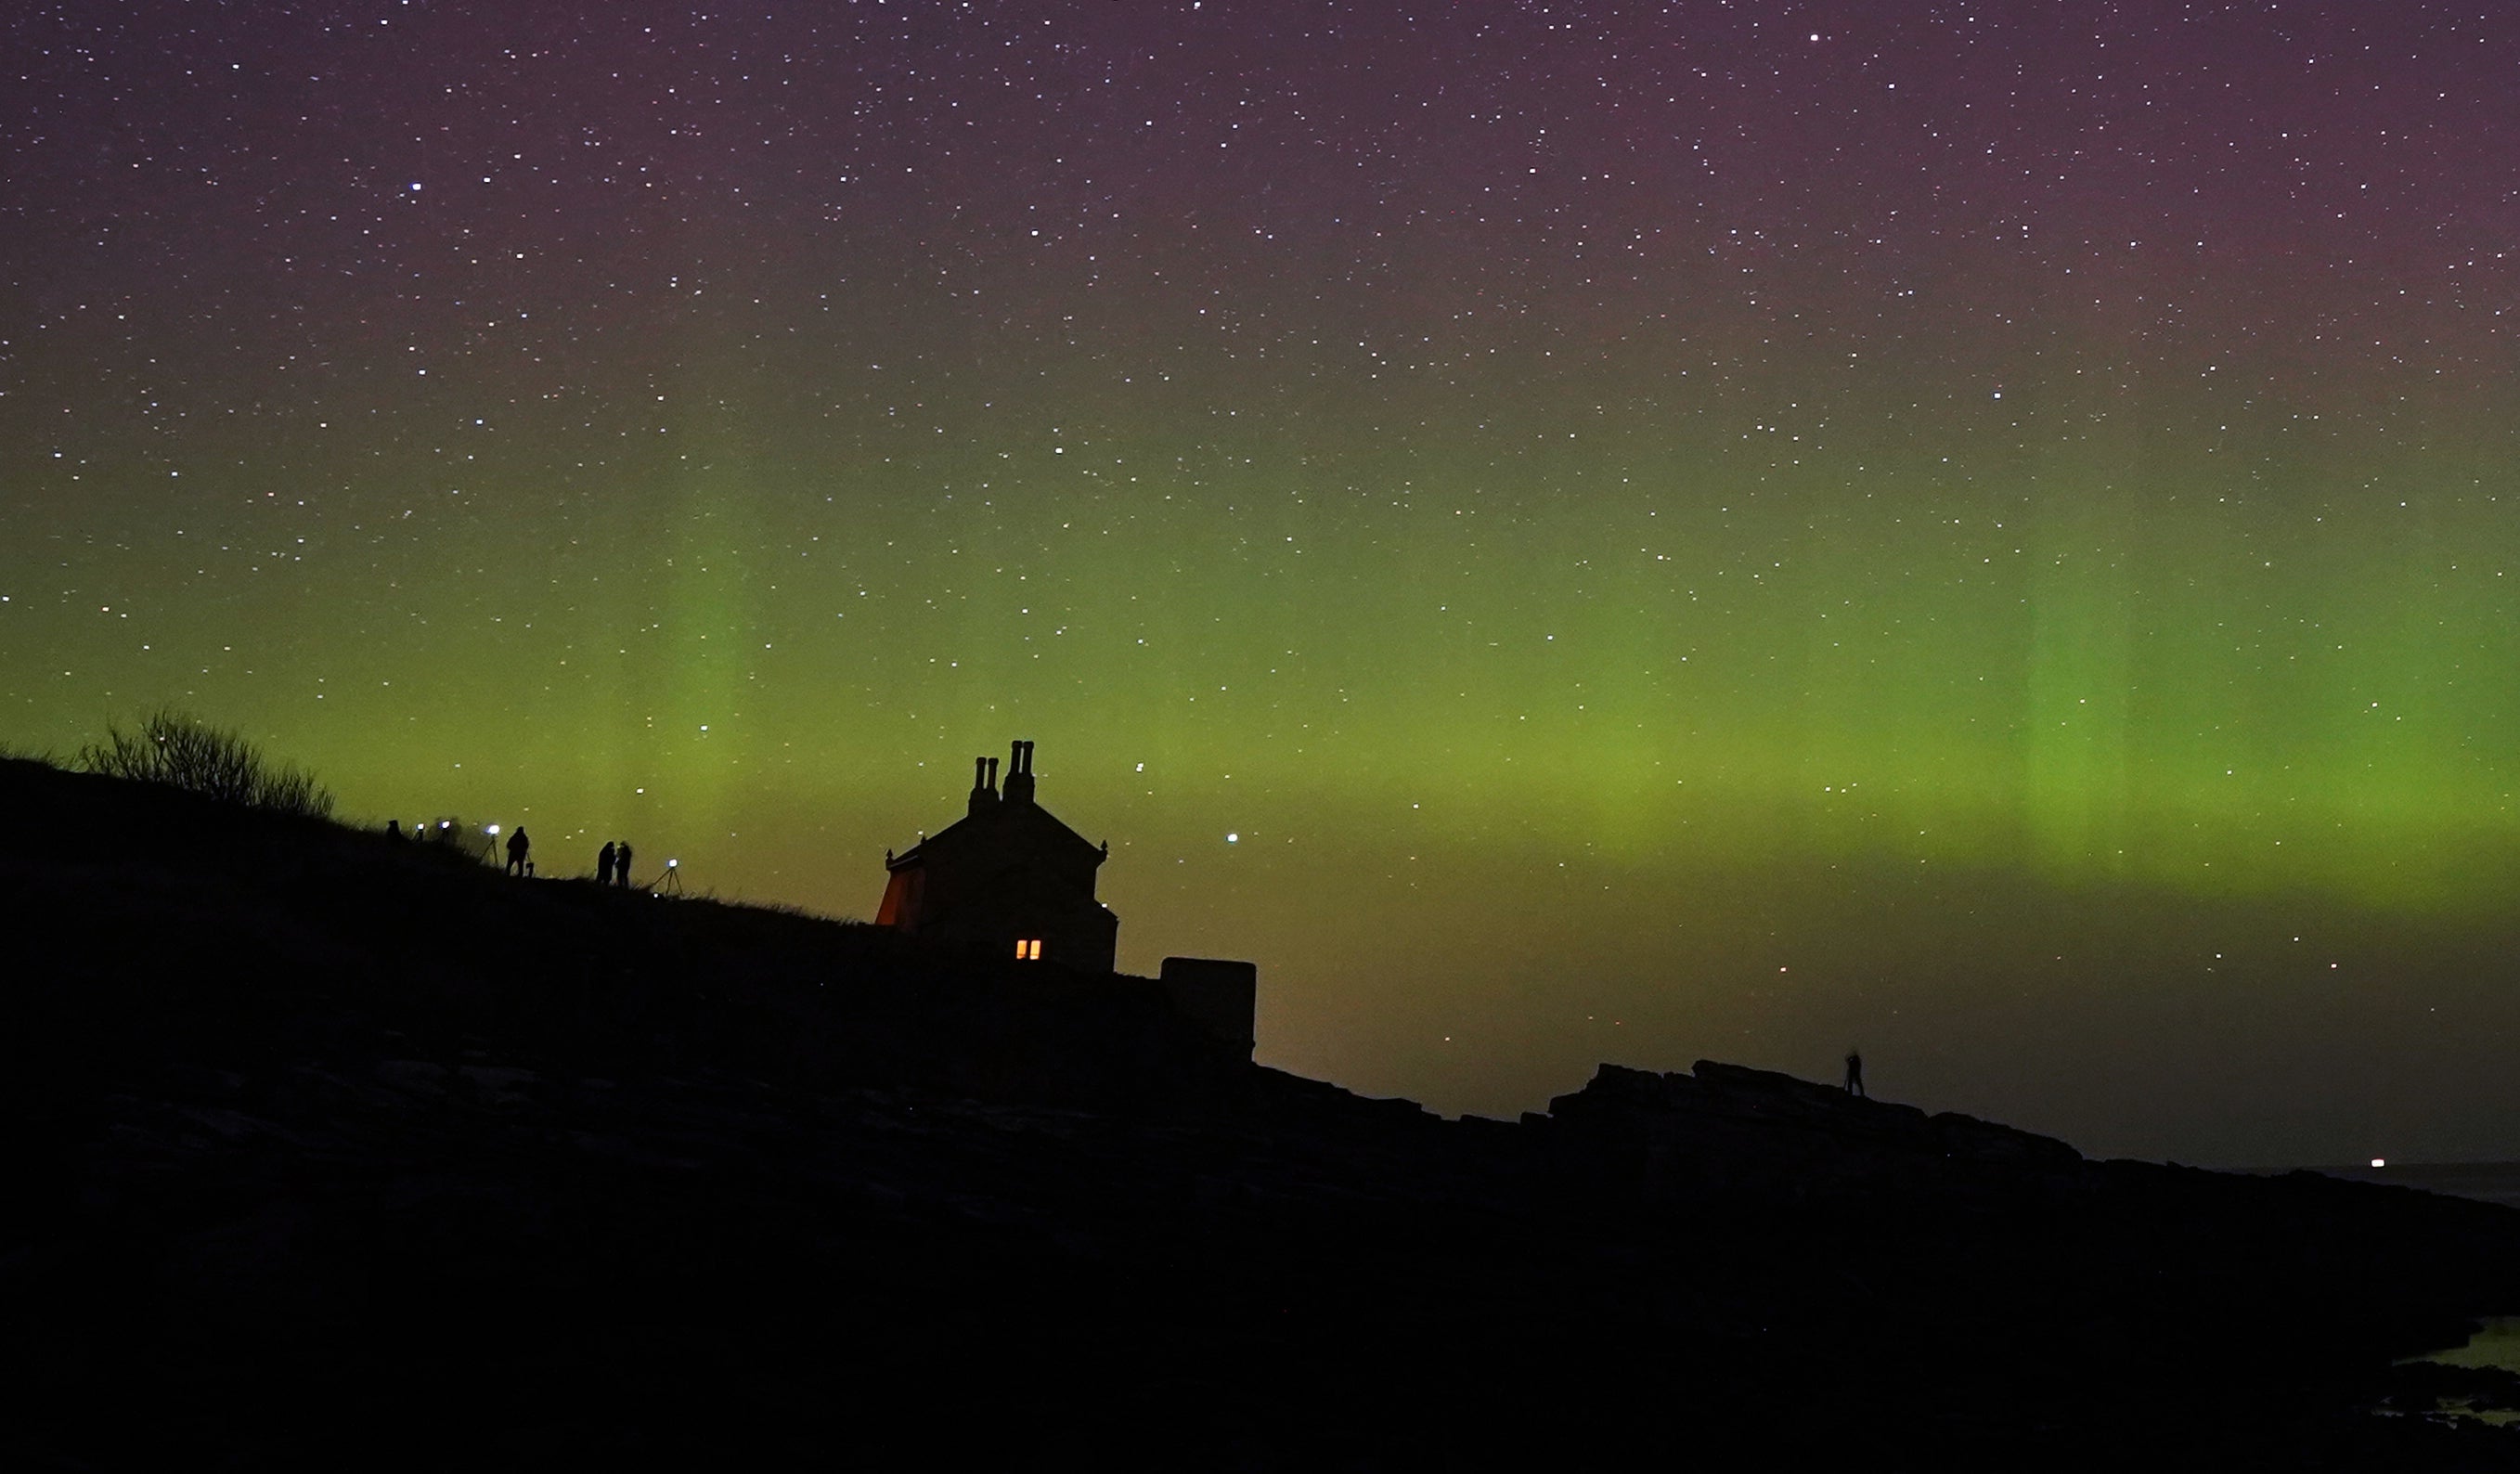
1003 739 1037 806
967 754 1001 817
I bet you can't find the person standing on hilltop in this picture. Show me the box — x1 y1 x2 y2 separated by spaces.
1845 1050 1866 1098
506 826 531 877
597 840 616 887
614 840 633 888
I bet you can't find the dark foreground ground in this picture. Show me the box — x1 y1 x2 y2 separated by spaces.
6 758 2519 1468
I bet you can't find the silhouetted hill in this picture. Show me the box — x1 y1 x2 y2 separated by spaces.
0 757 1245 1112
5 757 2518 1468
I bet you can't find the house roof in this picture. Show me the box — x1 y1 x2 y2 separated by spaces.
886 796 1104 873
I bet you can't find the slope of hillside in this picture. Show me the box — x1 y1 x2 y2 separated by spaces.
5 758 2517 1468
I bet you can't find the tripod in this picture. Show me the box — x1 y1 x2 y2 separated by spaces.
654 861 684 896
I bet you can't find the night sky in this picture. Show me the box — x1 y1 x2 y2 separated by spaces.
7 1 2516 1165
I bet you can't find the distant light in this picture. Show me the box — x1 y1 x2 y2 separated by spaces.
1225 833 1238 844
667 858 678 868
485 824 499 835
2371 1157 2387 1169
439 821 451 830
408 182 421 191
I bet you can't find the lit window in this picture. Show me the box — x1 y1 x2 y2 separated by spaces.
1015 938 1043 961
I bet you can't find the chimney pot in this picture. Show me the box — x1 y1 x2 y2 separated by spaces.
1004 738 1038 805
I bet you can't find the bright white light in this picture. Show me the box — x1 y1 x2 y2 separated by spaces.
1225 833 1238 844
2371 1157 2387 1169
667 858 678 868
485 824 499 835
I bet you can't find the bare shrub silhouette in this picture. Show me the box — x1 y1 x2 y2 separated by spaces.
76 708 335 821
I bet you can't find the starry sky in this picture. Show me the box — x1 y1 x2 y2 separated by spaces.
6 1 2516 1164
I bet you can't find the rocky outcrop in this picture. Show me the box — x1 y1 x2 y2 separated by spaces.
1537 1060 2082 1201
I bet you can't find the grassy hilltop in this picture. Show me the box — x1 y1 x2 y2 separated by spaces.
0 755 1242 1110
5 755 2520 1468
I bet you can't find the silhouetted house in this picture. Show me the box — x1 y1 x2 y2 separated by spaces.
876 740 1118 972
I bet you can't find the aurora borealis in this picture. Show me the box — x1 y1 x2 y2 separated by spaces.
6 1 2515 1163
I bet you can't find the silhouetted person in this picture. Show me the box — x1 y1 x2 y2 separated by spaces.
506 826 531 877
614 841 633 888
385 819 404 842
1844 1051 1866 1098
597 840 616 886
